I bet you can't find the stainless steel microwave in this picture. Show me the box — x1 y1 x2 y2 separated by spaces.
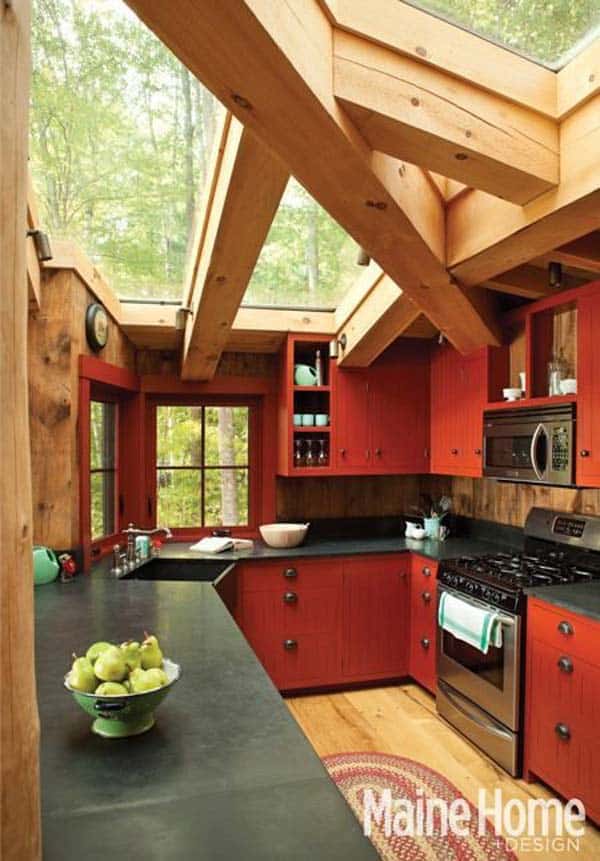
483 404 575 486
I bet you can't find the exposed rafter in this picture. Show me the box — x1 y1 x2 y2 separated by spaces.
481 264 586 299
125 0 501 354
181 112 289 380
333 30 559 204
536 232 600 273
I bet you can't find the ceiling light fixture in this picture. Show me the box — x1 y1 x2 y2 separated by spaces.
175 306 193 330
549 261 562 289
356 247 371 266
329 333 347 360
26 228 53 262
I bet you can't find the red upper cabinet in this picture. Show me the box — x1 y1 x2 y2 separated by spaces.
430 343 487 477
577 287 600 486
334 341 430 474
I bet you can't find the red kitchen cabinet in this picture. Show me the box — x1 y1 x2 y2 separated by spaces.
342 555 410 681
335 341 429 474
577 287 600 486
430 343 486 477
524 598 600 824
409 555 439 693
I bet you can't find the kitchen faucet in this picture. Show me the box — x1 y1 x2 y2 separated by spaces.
122 523 173 564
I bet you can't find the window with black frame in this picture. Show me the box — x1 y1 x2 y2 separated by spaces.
90 401 117 540
156 405 250 528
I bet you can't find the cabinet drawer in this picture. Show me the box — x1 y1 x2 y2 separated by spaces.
528 598 600 661
409 629 436 694
280 586 340 635
278 632 341 690
239 558 342 593
411 555 439 581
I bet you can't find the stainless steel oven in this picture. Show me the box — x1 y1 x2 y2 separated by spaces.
437 585 522 775
483 404 574 485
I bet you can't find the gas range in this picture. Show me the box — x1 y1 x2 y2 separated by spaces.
439 509 600 614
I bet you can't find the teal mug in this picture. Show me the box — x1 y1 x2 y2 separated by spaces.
294 364 318 386
293 414 303 426
301 414 315 426
315 414 329 426
423 517 440 540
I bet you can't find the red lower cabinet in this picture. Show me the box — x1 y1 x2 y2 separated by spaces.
408 555 439 693
342 556 410 681
238 554 411 691
525 599 600 823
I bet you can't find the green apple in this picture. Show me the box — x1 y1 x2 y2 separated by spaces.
95 682 128 696
94 645 127 682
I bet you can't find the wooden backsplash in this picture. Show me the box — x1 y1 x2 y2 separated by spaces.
276 472 600 527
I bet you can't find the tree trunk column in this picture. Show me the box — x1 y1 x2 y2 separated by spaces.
1 1 42 859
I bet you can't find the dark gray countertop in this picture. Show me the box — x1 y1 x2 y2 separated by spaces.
36 576 377 860
526 581 600 622
158 534 510 565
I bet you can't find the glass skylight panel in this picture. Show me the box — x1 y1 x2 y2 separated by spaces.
243 177 359 310
404 0 600 70
30 0 219 300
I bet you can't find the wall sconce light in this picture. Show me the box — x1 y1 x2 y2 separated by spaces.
175 306 193 330
437 331 445 345
329 333 347 359
356 247 371 266
549 261 562 289
26 228 53 262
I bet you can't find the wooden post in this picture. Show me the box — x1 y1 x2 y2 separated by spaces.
1 1 42 859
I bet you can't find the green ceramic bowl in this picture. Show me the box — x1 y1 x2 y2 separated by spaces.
65 658 181 738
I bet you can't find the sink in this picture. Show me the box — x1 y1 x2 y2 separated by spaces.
126 558 232 582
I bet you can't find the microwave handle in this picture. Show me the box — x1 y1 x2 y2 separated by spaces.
530 423 547 481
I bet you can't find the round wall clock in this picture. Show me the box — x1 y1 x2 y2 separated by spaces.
85 302 109 352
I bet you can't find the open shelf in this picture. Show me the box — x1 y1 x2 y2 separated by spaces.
486 394 577 411
293 385 331 392
292 426 331 432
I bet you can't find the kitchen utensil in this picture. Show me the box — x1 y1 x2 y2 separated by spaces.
33 546 60 586
315 413 329 426
294 364 318 386
259 523 309 548
65 658 181 738
559 378 577 395
502 387 522 401
301 413 315 426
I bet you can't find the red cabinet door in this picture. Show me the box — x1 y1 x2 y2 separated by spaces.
335 368 370 470
409 555 438 693
458 349 486 476
342 556 409 680
577 290 600 485
370 344 430 473
430 343 459 473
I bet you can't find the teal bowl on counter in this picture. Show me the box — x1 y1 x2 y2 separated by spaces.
64 658 181 738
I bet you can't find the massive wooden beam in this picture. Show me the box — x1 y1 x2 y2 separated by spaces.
482 264 588 299
338 272 420 366
126 0 501 354
181 113 288 380
321 0 557 118
333 31 559 204
557 37 600 118
1 1 42 858
448 95 600 286
26 171 41 308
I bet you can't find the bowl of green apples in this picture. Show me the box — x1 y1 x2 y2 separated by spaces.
64 633 180 738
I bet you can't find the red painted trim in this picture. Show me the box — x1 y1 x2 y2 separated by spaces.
79 377 92 571
502 277 600 326
79 354 140 391
141 374 275 396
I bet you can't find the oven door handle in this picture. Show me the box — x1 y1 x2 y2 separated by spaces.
530 422 547 481
438 585 516 627
439 682 514 741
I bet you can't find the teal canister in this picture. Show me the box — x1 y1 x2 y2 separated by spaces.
33 546 60 586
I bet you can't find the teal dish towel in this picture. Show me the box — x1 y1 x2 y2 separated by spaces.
438 591 503 654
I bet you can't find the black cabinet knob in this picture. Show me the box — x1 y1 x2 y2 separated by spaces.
580 449 590 457
451 448 458 455
557 656 574 674
474 448 482 455
375 448 382 457
421 637 430 650
283 591 298 604
283 639 298 650
339 448 346 456
558 620 574 636
283 567 297 579
422 591 432 604
555 722 571 741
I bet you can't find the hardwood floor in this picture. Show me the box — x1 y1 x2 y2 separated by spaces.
286 683 600 861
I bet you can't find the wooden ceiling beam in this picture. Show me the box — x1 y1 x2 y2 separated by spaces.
125 0 501 355
447 95 600 286
26 171 42 309
557 37 600 119
481 264 586 299
537 232 600 273
334 31 559 205
320 0 557 118
337 273 420 367
180 114 289 380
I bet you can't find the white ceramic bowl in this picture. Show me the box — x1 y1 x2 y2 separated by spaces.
503 387 522 401
559 378 577 395
259 523 309 549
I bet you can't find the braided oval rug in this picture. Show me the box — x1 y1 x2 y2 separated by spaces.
323 752 518 861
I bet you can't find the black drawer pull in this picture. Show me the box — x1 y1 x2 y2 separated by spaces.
283 567 297 579
580 449 590 457
421 637 430 650
557 656 573 674
451 448 458 455
422 567 431 577
555 722 571 741
558 620 574 636
421 591 431 604
283 639 297 651
283 591 298 604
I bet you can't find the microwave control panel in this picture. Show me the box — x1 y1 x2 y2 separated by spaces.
551 425 570 472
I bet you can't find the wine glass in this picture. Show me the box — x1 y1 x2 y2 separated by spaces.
294 438 304 468
305 440 315 467
317 438 328 467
